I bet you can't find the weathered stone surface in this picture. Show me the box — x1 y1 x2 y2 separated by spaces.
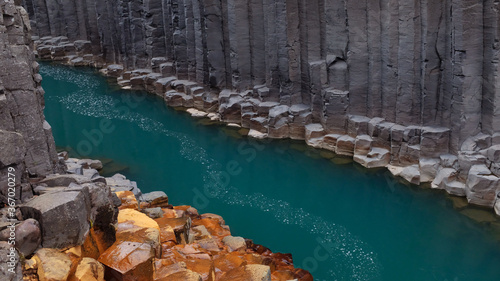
336 135 356 156
487 145 500 163
34 248 72 281
432 168 466 196
71 257 105 281
140 191 169 208
354 147 390 168
98 241 155 281
106 174 141 198
420 127 450 158
305 124 325 142
465 165 500 207
14 218 41 256
495 196 500 216
219 264 271 281
116 209 161 257
0 130 26 166
159 269 203 281
20 189 90 248
399 165 420 185
222 236 246 252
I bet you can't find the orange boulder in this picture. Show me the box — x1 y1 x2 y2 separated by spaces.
98 241 154 281
219 264 272 281
115 191 139 210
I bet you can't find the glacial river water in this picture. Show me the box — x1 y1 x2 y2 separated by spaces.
40 62 500 281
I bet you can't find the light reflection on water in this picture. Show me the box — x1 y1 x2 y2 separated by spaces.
41 62 500 281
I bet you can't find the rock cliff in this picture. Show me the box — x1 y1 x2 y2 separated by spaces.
23 0 500 210
23 0 500 148
0 0 61 200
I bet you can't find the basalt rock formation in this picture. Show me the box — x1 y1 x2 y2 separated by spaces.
0 1 61 204
18 155 313 281
23 0 500 212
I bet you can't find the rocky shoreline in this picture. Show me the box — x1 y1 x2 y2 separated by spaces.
33 36 500 216
11 153 313 281
0 3 311 279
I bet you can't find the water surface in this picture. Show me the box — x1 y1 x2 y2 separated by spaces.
40 62 500 281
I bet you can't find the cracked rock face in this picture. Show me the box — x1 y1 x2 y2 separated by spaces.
0 0 61 200
20 0 500 211
23 0 500 152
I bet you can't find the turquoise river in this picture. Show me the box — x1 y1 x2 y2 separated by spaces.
40 62 500 281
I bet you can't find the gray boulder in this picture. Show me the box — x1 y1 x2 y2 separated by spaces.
14 219 41 257
0 241 21 280
465 165 500 207
20 188 91 249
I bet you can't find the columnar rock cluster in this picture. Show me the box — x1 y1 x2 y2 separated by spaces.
0 0 62 196
0 1 311 279
23 0 500 150
32 22 500 214
11 154 312 281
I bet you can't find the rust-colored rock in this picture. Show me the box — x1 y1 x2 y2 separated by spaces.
222 236 247 252
98 241 154 281
292 268 314 281
192 217 231 239
154 261 188 280
213 252 246 279
155 216 191 244
243 254 276 271
191 225 212 240
115 191 139 210
271 270 296 281
160 208 179 218
219 264 272 281
173 205 200 218
82 228 116 260
140 191 170 209
69 257 105 281
158 269 203 281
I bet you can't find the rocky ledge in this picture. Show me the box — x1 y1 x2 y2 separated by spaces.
32 36 500 216
2 153 312 281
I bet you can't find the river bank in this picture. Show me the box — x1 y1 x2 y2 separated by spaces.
39 60 500 280
33 35 500 216
18 153 312 280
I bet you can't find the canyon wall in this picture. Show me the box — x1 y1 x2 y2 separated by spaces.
23 0 500 210
0 0 61 200
23 0 500 151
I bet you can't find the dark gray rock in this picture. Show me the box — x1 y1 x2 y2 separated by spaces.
140 191 169 208
20 189 91 249
14 218 41 257
0 241 21 280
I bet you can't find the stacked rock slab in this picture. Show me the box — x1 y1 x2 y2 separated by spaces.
24 0 500 214
23 0 500 151
32 32 500 215
0 0 62 203
4 154 312 281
